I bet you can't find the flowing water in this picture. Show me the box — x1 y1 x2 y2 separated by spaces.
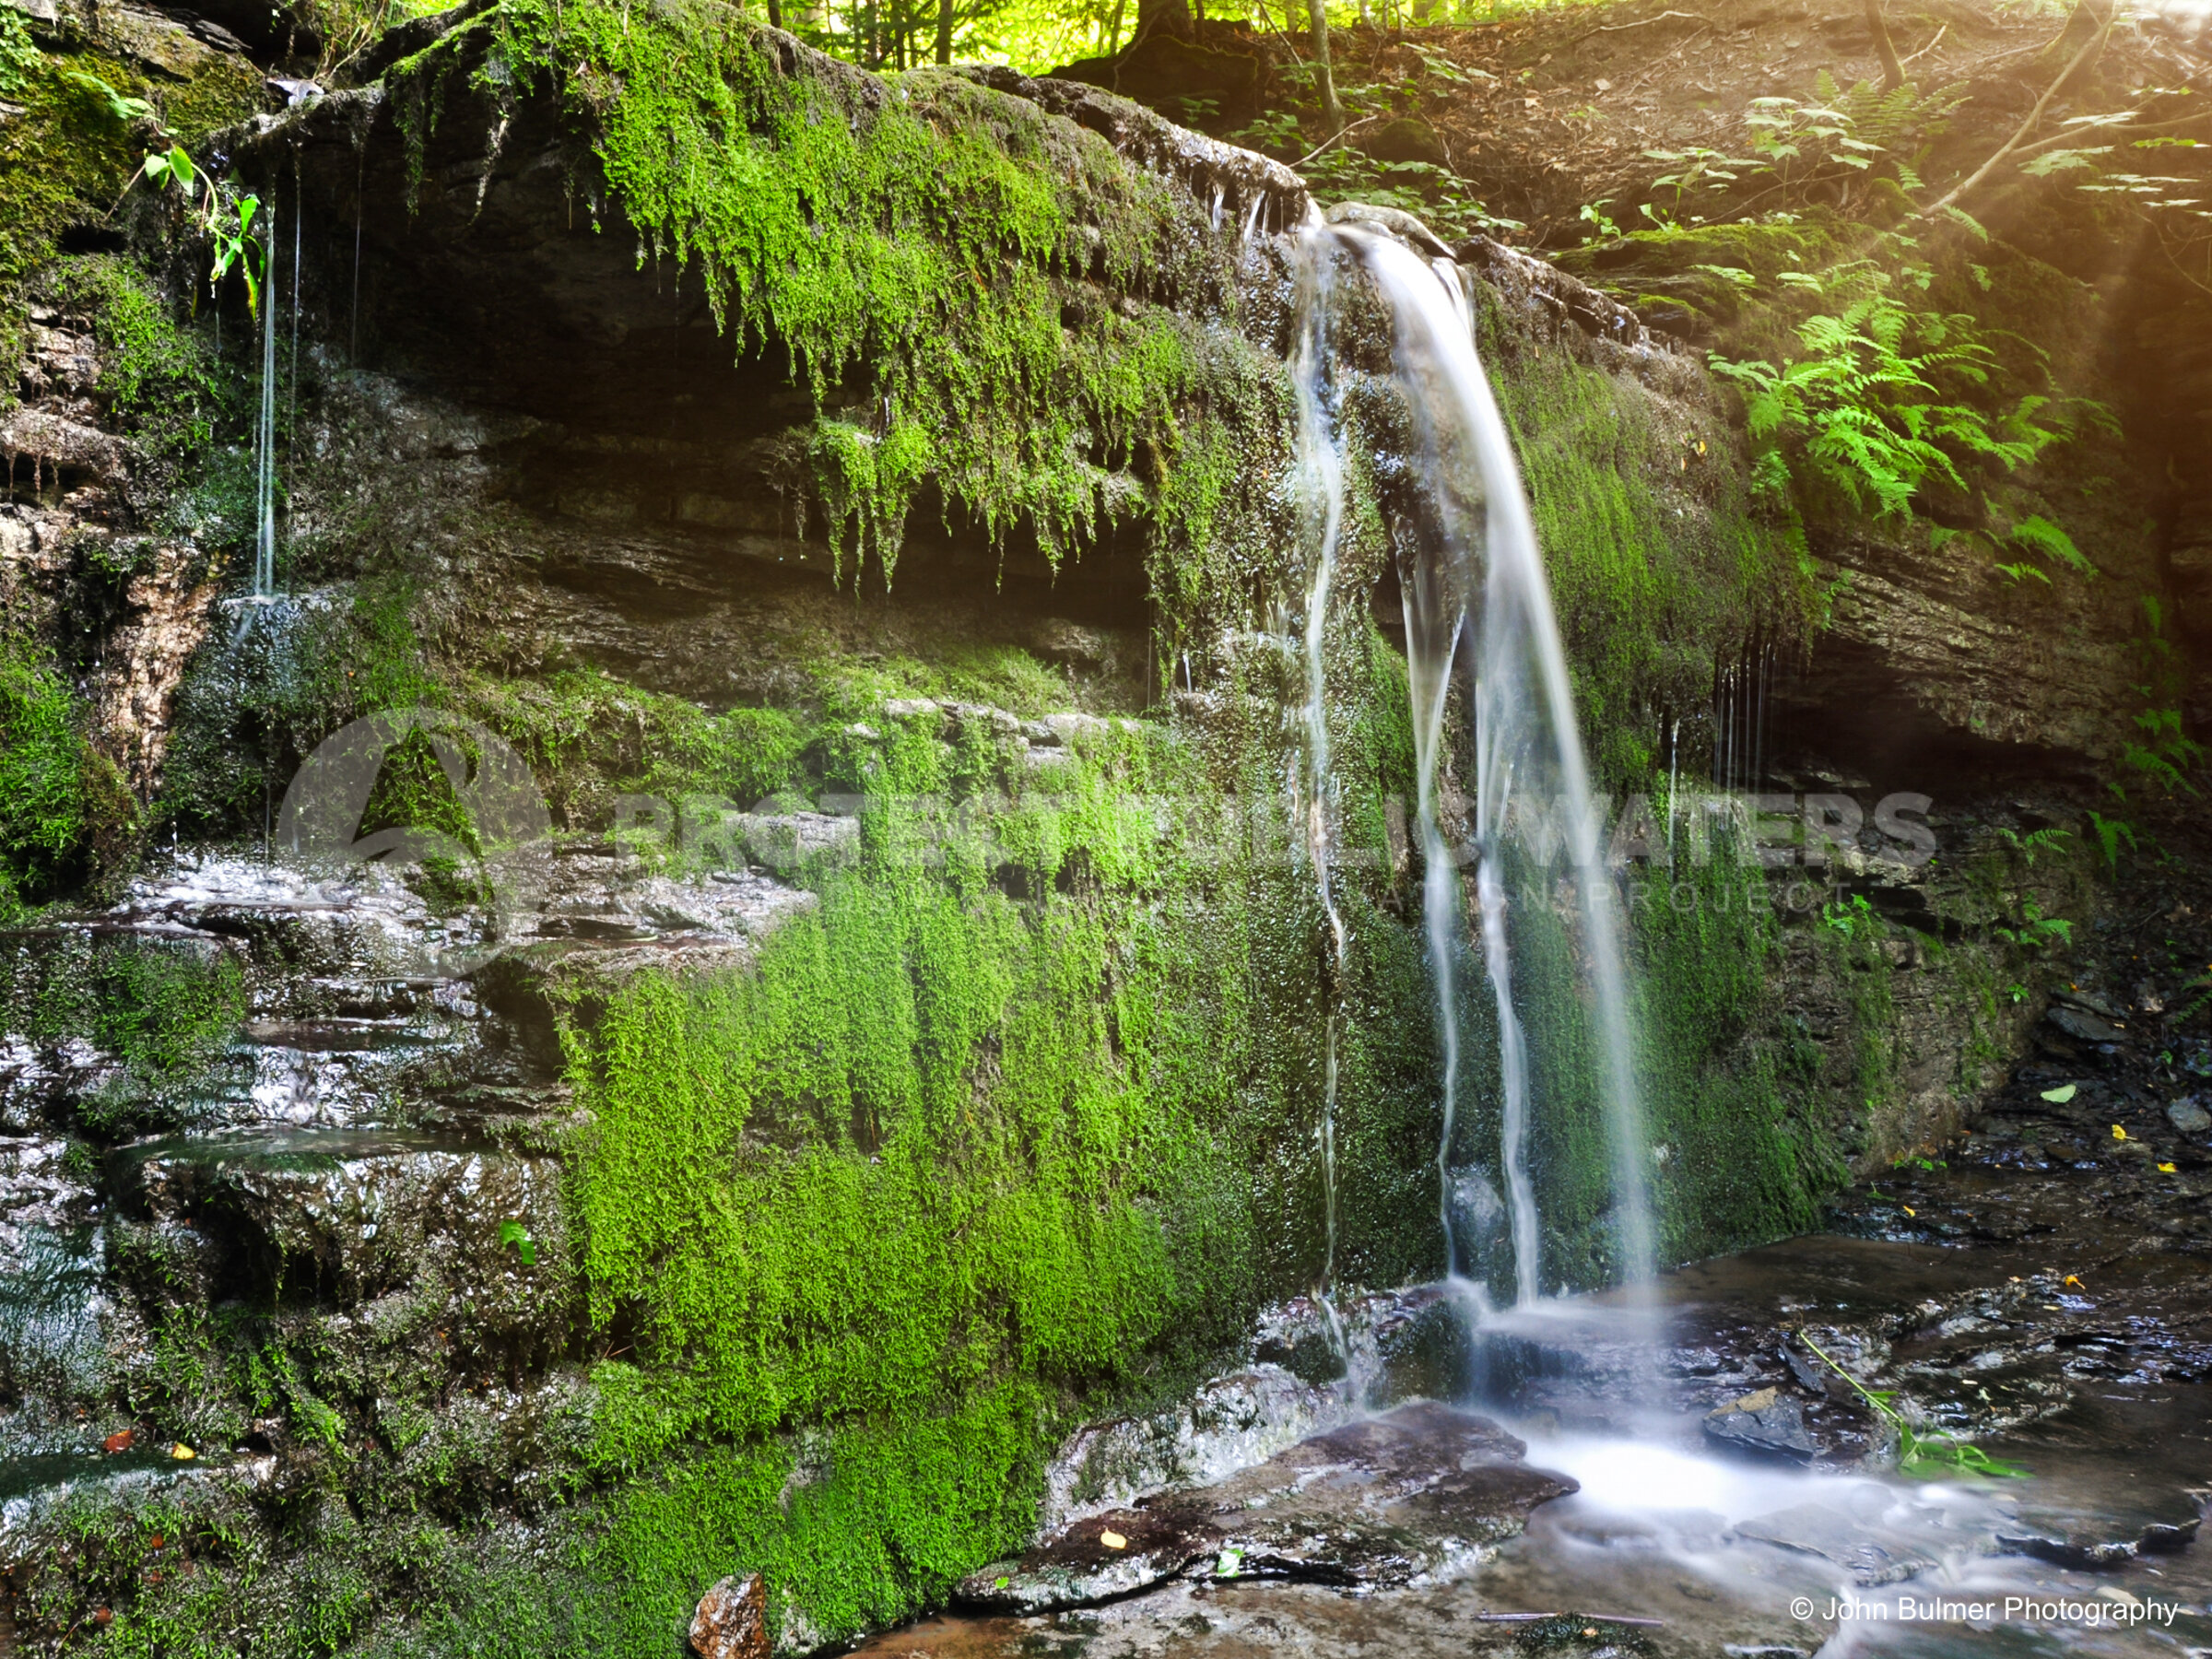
1289 236 1356 1386
1297 223 1654 1311
253 197 280 599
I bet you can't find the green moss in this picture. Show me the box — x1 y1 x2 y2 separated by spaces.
0 21 257 386
0 926 244 1138
391 0 1288 592
0 633 109 904
42 254 218 453
1477 284 1811 787
1630 839 1836 1258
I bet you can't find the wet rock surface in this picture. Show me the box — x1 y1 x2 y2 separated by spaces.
690 1571 771 1659
959 1403 1576 1613
1038 1363 1352 1534
854 843 2212 1653
0 827 819 1596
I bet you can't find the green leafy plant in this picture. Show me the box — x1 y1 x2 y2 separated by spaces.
1644 144 1761 212
1797 1331 2026 1477
63 68 155 124
0 6 41 98
1742 74 1967 194
1819 891 1879 940
1994 895 2071 951
2086 807 2136 872
138 144 265 315
1709 258 2077 523
497 1219 536 1266
2124 706 2202 796
1994 824 2069 865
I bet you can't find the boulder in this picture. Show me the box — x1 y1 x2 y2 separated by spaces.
688 1572 770 1659
958 1401 1575 1613
1702 1388 1817 1462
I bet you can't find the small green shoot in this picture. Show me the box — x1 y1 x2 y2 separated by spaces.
498 1218 536 1265
1797 1332 2026 1477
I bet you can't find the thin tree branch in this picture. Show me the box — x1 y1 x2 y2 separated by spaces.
1917 7 2114 223
2008 108 2212 159
1900 22 1945 66
1294 112 1382 167
1563 9 1711 47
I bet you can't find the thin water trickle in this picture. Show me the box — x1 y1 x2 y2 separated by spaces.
1665 716 1681 857
253 197 280 598
1754 642 1770 796
1303 224 1656 1312
1241 193 1266 246
289 168 301 502
1289 224 1356 1390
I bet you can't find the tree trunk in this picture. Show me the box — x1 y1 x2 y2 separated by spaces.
1308 0 1344 135
765 0 782 28
2031 0 2113 92
1135 0 1190 43
1864 0 1902 91
935 0 952 62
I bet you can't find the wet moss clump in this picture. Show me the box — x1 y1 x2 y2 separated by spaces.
0 8 260 379
388 0 1295 603
0 638 97 902
1477 279 1813 788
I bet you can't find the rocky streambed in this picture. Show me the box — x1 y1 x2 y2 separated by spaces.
830 879 2212 1657
839 1180 2212 1657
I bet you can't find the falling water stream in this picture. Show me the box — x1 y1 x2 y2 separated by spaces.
1289 234 1356 1386
252 197 280 599
1298 222 1656 1312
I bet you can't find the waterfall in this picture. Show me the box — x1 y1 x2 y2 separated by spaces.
1300 221 1656 1306
1289 230 1356 1387
253 196 280 598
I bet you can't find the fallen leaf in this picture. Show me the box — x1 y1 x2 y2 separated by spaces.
171 1443 195 1461
2112 1124 2128 1140
2064 1275 2083 1288
1100 1529 1128 1550
148 1535 163 1550
102 1429 135 1453
1595 77 1613 91
2159 1161 2177 1172
2041 1084 2077 1103
1902 1206 1917 1216
92 1609 112 1629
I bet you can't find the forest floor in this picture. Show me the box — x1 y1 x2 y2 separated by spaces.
1100 0 2212 255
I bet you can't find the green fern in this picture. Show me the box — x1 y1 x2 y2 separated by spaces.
1710 260 2085 535
2086 808 2136 871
